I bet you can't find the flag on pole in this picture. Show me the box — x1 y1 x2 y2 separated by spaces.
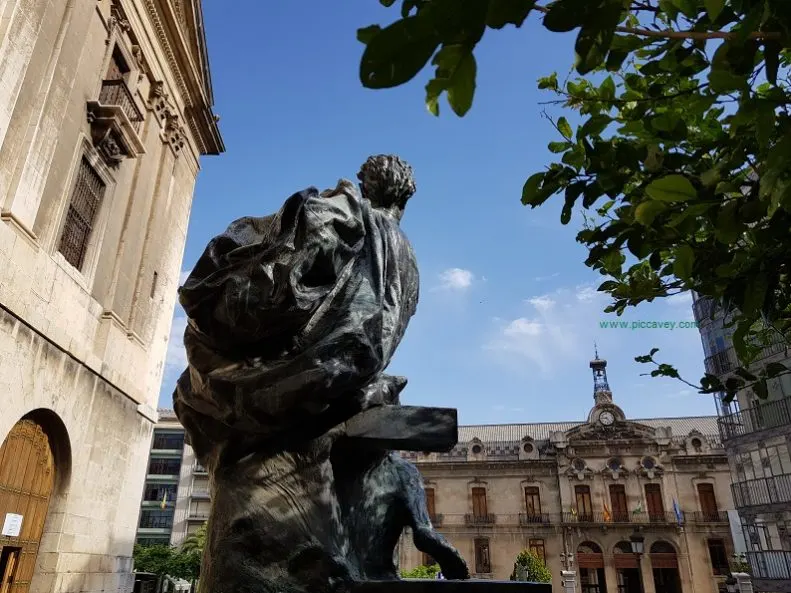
603 503 612 522
673 499 683 525
160 491 168 510
633 501 643 515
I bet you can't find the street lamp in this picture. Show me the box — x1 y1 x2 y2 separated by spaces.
725 575 738 593
630 531 646 593
629 532 646 555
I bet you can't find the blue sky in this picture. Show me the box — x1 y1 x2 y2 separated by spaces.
157 1 717 424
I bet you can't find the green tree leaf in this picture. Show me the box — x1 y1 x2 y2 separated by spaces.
673 244 695 281
446 52 477 116
557 117 573 139
360 17 440 89
635 201 668 226
357 25 382 44
703 0 724 22
486 0 536 29
645 175 697 202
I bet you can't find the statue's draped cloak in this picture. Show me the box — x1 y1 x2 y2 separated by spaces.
173 180 419 456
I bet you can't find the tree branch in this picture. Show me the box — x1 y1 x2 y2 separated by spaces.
532 4 783 40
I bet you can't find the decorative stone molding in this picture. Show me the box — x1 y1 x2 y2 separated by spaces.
566 457 593 480
603 456 626 480
107 2 131 37
142 0 190 108
637 455 664 479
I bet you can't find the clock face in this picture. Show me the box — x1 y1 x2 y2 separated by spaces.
600 411 615 426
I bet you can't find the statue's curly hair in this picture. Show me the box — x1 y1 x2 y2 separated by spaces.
357 154 416 210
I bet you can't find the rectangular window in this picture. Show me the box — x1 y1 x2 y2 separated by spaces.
645 483 665 522
425 487 436 519
609 484 629 522
529 539 546 565
143 484 177 503
152 432 184 451
707 538 729 575
524 487 542 519
474 538 491 574
106 46 130 81
472 487 488 518
58 156 106 270
575 485 593 521
148 458 181 476
139 510 173 529
697 483 718 520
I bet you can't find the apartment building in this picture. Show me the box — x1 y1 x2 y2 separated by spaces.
136 410 207 548
0 0 223 590
693 294 791 593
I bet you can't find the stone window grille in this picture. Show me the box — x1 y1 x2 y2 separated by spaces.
58 156 106 270
474 537 491 574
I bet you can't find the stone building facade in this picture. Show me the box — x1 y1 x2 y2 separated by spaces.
0 0 222 591
399 357 740 593
692 294 791 593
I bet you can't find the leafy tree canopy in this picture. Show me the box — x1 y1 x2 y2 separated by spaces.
510 549 552 583
401 564 442 578
356 0 791 401
133 543 201 584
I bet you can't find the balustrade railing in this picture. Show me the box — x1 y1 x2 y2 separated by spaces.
718 397 791 442
687 511 729 523
464 514 496 526
519 513 552 526
705 348 738 375
732 473 791 509
560 511 679 525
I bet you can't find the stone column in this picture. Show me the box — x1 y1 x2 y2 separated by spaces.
560 570 576 593
734 572 754 593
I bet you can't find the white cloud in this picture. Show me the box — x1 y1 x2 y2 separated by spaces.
527 295 555 312
437 268 474 291
164 311 188 374
575 285 600 302
534 272 560 282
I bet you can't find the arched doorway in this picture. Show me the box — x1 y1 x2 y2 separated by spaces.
614 541 644 593
578 541 607 593
650 541 682 593
0 418 56 593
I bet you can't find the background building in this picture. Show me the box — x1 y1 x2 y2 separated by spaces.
0 0 222 590
135 410 206 548
398 356 738 593
692 294 791 593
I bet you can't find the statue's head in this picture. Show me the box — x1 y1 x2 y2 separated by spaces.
357 154 416 220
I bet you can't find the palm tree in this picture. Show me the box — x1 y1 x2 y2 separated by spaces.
181 522 207 556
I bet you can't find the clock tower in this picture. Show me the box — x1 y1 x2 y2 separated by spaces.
587 348 627 425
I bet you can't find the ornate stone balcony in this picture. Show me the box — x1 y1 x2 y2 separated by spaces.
464 513 496 526
687 511 729 524
86 79 145 167
518 513 552 526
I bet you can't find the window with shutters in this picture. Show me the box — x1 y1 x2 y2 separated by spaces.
474 538 491 574
645 483 665 522
529 539 546 565
575 485 593 521
524 487 542 518
472 487 488 518
609 484 629 522
58 157 106 270
697 483 719 520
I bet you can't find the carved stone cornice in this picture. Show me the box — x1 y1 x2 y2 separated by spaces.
141 0 190 106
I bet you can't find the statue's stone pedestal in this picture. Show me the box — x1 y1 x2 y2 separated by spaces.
352 581 552 593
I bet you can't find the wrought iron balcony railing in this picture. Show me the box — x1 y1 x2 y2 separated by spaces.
99 79 143 132
188 511 210 521
718 397 791 443
747 550 791 581
191 489 210 499
732 473 791 510
518 513 552 526
687 511 729 523
705 348 738 376
464 514 496 526
561 511 680 525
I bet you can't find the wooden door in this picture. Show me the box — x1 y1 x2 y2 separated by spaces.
697 483 718 520
645 483 665 521
609 485 628 522
472 487 487 518
0 419 56 593
576 485 593 521
524 487 541 518
424 488 436 519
